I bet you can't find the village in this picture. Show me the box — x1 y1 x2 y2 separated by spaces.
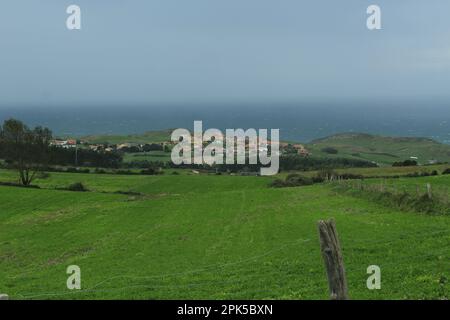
50 136 311 158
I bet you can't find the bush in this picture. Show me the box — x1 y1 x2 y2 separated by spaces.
141 168 158 175
270 174 314 188
321 147 338 154
285 173 302 180
392 160 417 167
286 175 314 186
406 171 440 178
442 168 450 175
269 179 286 188
405 172 420 178
316 169 337 181
340 173 364 180
114 190 143 196
66 182 88 192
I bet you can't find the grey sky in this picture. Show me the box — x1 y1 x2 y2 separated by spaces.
1 0 450 108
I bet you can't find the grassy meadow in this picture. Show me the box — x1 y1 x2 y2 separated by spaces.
0 166 449 300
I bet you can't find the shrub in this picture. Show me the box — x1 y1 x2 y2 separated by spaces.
269 179 287 188
406 171 440 177
406 172 420 178
141 168 158 175
286 173 302 180
392 160 417 167
66 182 88 192
321 147 338 154
270 174 314 188
442 168 450 175
286 175 314 186
316 169 337 180
340 173 364 180
114 190 142 196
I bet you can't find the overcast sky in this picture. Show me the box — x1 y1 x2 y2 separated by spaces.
1 0 450 108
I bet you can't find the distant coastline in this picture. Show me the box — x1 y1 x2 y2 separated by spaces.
0 103 449 144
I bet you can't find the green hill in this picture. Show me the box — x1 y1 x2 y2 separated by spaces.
306 133 450 166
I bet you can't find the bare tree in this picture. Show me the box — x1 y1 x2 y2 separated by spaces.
0 119 52 186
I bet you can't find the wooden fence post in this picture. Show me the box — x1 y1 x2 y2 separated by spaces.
426 183 432 199
318 219 349 300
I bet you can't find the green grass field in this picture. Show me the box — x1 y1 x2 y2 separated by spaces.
0 168 449 300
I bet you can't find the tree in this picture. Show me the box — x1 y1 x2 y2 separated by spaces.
321 147 339 154
0 119 52 185
392 159 417 167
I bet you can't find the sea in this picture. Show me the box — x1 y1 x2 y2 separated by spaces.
0 101 449 144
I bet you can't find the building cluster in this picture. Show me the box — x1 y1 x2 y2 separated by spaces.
50 139 77 149
50 138 310 156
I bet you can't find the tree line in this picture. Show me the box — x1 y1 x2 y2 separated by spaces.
0 119 122 185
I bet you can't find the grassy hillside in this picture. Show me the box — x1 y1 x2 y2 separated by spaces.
0 169 448 299
306 133 450 166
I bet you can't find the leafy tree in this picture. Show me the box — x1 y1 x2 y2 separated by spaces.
0 119 52 185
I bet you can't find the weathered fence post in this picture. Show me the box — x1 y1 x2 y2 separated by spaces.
318 219 349 300
426 183 432 199
0 294 9 300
